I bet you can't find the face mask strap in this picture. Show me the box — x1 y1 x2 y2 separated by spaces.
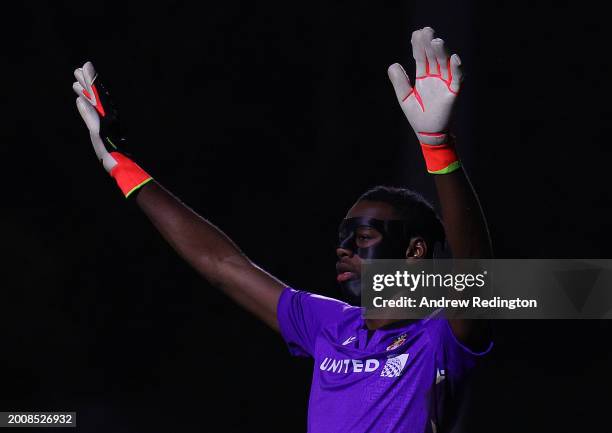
338 217 414 258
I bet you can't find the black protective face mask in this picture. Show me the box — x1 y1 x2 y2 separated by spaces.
337 216 414 305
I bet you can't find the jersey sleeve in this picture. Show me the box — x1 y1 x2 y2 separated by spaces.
430 319 493 432
277 287 349 358
441 319 493 380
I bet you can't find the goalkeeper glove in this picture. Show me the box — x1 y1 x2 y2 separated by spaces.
388 27 463 174
73 61 153 197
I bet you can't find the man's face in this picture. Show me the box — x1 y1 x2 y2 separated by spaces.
335 200 402 284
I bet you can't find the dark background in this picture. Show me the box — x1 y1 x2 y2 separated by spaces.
2 0 611 431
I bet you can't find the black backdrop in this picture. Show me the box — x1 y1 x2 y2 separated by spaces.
2 1 612 432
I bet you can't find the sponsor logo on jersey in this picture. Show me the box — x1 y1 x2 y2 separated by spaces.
380 354 410 377
320 357 380 374
319 353 409 378
342 336 357 346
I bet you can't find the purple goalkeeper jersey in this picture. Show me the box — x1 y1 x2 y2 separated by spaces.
277 288 492 433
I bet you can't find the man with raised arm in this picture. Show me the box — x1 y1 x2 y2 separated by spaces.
73 26 491 433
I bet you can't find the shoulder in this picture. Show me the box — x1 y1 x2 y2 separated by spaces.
278 287 359 326
420 313 493 359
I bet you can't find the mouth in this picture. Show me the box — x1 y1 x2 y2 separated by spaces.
337 271 356 283
336 262 358 283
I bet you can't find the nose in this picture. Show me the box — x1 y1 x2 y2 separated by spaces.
336 246 354 259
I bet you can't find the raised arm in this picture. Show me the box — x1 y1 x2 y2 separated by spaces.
388 28 492 349
72 62 285 330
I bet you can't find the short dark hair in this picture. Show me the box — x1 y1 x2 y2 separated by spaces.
358 186 446 254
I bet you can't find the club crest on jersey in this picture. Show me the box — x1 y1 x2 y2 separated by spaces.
386 333 407 351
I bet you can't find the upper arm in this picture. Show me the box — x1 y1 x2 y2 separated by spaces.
448 319 492 353
440 319 492 378
433 168 493 353
133 182 287 330
213 254 287 331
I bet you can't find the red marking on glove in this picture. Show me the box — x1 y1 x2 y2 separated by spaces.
446 59 459 95
401 87 425 111
413 87 425 112
419 131 447 137
413 58 459 96
402 89 414 102
91 85 106 117
81 86 106 117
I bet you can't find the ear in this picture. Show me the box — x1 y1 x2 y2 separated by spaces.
405 236 428 261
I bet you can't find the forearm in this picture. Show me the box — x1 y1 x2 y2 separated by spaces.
434 166 492 259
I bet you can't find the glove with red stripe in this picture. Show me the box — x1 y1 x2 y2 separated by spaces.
388 27 463 174
73 61 153 197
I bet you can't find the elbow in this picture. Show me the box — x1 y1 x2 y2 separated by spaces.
196 253 252 289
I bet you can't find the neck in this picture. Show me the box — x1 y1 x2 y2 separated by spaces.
365 318 403 331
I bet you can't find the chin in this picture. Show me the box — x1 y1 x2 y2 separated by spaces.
339 278 362 306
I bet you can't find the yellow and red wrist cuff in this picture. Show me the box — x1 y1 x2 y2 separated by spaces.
420 141 462 174
109 152 153 198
